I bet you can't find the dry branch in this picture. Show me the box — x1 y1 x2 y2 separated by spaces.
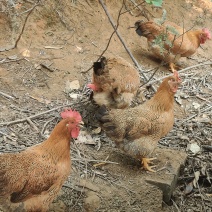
0 100 87 126
99 0 157 92
148 62 212 85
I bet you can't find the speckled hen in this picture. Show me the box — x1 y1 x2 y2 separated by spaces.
96 71 181 172
88 56 140 109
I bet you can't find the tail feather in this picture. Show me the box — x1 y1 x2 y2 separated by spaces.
135 20 161 38
95 106 118 138
95 105 108 122
135 20 145 36
93 57 107 76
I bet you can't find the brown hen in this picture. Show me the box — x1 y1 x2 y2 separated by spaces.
0 109 82 212
88 56 140 109
135 20 211 72
96 71 181 172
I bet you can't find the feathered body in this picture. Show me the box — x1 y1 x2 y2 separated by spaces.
135 20 211 72
96 72 181 172
0 109 82 211
88 56 140 109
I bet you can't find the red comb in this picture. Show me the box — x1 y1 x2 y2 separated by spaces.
87 83 98 91
61 109 82 123
202 28 211 39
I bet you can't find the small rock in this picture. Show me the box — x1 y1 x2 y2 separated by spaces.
84 191 100 212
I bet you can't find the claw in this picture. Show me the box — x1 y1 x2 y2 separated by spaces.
142 157 157 172
169 63 178 73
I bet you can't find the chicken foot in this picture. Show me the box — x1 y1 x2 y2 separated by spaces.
169 63 178 72
141 157 157 172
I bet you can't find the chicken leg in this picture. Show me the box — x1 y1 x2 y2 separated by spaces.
169 63 177 73
142 157 157 172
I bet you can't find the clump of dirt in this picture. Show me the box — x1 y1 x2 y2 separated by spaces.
0 0 211 211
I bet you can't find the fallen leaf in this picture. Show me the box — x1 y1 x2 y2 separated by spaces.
76 131 96 145
193 171 200 188
180 135 190 141
91 127 101 134
69 93 79 99
8 55 18 60
187 143 201 154
192 102 201 109
75 45 83 53
65 80 80 93
185 181 193 195
21 49 31 57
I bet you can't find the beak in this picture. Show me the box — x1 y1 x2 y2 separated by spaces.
79 121 84 128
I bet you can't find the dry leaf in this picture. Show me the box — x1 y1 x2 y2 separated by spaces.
28 95 51 104
193 102 201 109
69 93 79 99
91 127 101 134
193 171 200 188
65 80 80 93
8 55 18 60
187 143 201 154
75 45 83 53
21 49 31 57
76 131 96 145
180 135 190 141
185 181 193 195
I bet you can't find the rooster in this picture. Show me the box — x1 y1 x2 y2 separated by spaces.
96 71 181 172
135 20 211 72
88 56 140 109
0 109 82 211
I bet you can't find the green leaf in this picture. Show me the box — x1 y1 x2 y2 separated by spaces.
145 0 151 3
166 26 179 35
152 0 163 7
145 0 163 7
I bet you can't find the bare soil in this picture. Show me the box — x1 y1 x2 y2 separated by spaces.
0 0 211 211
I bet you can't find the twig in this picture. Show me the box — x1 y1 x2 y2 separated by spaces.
129 0 152 20
192 166 206 211
81 0 125 73
0 100 88 126
62 184 84 192
98 0 156 92
14 1 40 48
179 105 212 125
148 62 212 85
0 91 15 100
0 131 17 142
26 118 39 132
72 158 119 165
171 199 181 212
40 63 55 72
201 145 212 152
40 117 56 136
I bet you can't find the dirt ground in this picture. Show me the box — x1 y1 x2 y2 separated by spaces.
0 0 211 211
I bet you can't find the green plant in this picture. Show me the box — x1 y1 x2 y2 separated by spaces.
145 0 163 7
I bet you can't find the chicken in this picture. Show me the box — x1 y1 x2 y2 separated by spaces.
0 109 82 212
96 71 181 172
134 20 211 72
87 56 140 109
